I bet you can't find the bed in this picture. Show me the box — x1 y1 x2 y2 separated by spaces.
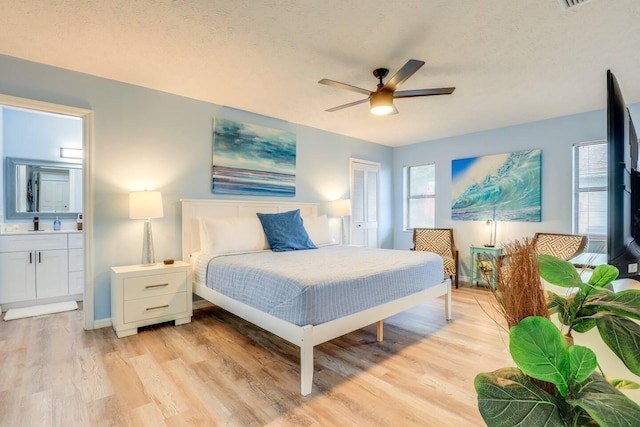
181 199 452 395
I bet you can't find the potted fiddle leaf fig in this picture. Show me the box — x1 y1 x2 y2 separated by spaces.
538 254 640 378
475 316 640 426
475 241 640 426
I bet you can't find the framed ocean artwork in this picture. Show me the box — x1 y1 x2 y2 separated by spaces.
212 118 296 197
451 149 541 222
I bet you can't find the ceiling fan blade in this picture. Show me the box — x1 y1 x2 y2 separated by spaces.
394 87 456 98
325 98 369 112
383 59 425 91
318 79 372 96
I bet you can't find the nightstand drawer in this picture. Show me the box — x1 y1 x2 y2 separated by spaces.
123 271 186 300
124 292 187 323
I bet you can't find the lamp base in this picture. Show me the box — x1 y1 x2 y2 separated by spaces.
141 220 155 265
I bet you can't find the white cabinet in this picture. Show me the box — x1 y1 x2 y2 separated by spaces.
68 233 84 295
0 232 82 306
111 262 192 338
0 251 36 303
35 249 70 298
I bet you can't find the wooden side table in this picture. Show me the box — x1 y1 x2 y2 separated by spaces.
110 261 192 338
470 245 503 289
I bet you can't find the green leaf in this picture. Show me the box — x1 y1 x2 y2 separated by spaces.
475 367 565 427
510 316 571 396
596 314 640 376
546 291 566 315
568 345 597 383
588 264 619 287
538 254 582 288
609 378 640 390
569 373 640 427
590 290 640 320
563 291 585 326
572 317 597 333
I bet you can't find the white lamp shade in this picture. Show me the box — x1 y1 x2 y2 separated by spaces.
129 191 164 219
333 199 351 217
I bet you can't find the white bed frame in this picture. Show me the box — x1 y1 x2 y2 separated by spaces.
181 198 452 395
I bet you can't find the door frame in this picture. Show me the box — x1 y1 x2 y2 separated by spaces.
0 94 95 330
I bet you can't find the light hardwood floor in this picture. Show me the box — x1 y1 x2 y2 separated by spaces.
0 286 512 426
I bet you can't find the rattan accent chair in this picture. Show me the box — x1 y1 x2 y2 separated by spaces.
412 228 459 288
532 232 588 260
498 232 588 283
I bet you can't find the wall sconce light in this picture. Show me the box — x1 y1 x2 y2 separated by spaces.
332 199 352 244
60 147 83 159
129 190 164 265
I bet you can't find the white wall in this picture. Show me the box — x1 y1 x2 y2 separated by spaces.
0 54 393 321
393 104 640 281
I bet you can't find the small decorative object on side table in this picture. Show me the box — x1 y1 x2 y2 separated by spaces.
110 261 192 338
470 245 503 289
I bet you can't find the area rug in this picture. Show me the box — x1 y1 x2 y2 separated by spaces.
3 301 78 321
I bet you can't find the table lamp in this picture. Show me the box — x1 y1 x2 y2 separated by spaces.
129 191 163 264
333 199 351 244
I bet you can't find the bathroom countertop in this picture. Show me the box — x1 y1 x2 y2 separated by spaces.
0 226 83 235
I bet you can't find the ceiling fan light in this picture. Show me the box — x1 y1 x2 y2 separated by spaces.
370 91 394 115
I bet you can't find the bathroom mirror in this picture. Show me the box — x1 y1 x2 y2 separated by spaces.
4 157 82 220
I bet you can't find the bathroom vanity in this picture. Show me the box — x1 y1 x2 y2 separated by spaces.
0 229 84 308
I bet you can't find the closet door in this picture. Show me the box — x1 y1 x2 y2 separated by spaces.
350 159 380 248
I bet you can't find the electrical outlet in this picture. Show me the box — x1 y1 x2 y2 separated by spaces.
629 263 638 274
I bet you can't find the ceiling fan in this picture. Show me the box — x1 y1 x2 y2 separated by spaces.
318 59 455 115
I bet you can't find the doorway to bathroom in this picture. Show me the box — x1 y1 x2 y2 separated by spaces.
0 94 94 329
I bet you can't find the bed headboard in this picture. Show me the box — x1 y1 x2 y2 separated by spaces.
181 199 319 263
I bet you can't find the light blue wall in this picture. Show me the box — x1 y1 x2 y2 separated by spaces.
3 107 83 159
0 54 393 321
394 104 640 281
3 52 638 318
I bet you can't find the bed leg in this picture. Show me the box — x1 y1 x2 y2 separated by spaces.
445 278 452 321
377 320 384 341
300 325 314 396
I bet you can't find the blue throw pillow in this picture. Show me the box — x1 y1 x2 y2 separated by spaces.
257 209 317 252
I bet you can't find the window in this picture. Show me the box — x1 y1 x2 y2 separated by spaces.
573 141 607 253
403 163 435 230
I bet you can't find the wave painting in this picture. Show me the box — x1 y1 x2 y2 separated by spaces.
451 149 541 221
212 118 296 197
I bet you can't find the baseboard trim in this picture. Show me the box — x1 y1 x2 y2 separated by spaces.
93 318 112 329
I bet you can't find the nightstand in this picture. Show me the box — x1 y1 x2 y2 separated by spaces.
470 245 503 289
110 261 192 338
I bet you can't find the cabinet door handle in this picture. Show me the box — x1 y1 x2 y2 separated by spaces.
146 304 169 311
39 252 42 263
29 252 33 264
145 283 169 289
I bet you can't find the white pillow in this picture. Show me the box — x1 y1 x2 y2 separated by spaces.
302 215 334 246
198 216 269 254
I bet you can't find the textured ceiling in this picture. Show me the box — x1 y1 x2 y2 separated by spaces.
1 0 639 147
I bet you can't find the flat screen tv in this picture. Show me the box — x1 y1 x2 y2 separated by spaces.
607 69 640 278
